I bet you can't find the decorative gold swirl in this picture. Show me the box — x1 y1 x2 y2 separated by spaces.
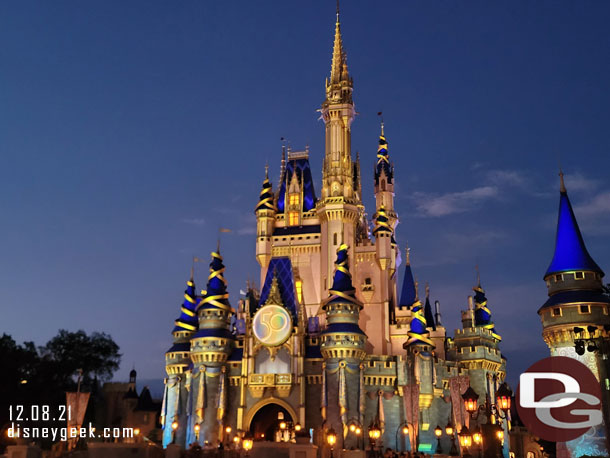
197 251 232 312
407 299 434 346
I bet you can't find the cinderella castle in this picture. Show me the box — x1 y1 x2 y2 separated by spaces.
160 7 511 456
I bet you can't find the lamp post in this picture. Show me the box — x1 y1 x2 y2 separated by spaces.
171 419 179 444
458 425 473 457
461 382 512 458
348 419 364 450
395 422 409 453
434 425 443 454
368 422 381 458
445 421 459 456
194 423 200 442
243 434 253 458
326 427 337 458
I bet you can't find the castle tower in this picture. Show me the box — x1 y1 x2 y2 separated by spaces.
189 250 235 447
321 244 367 449
539 172 610 456
255 165 276 269
374 123 397 230
162 273 199 448
317 7 362 293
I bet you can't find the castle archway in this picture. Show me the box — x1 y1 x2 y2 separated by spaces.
245 398 298 441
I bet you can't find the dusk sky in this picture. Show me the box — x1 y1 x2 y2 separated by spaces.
2 0 610 394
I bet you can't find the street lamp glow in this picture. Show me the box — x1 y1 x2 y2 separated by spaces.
171 421 179 431
472 429 483 445
326 428 337 447
295 423 302 432
445 422 454 436
279 421 287 430
434 425 442 438
402 425 409 435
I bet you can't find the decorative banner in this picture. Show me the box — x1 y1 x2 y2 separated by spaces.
321 363 327 421
160 380 168 427
173 376 181 417
196 369 206 420
359 364 365 425
339 365 348 437
378 391 386 432
66 391 90 450
403 384 419 451
217 367 226 422
449 376 470 430
186 372 193 417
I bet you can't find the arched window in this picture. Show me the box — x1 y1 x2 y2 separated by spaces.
333 233 338 245
295 278 303 304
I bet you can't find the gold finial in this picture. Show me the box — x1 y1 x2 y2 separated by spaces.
425 282 430 298
559 170 566 193
378 111 384 136
336 0 340 21
475 265 481 288
414 277 419 301
264 269 283 306
190 256 195 281
405 242 411 265
265 162 269 180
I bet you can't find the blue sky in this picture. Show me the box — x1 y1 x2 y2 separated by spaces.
2 0 609 393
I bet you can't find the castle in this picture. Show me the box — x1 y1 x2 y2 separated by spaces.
160 7 510 456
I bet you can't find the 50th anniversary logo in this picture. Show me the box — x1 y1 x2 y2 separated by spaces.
516 356 603 442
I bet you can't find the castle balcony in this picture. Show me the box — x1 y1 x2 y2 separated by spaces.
248 373 292 398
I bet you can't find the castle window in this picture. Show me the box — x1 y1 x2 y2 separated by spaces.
552 308 562 317
381 180 386 191
289 212 299 225
295 278 303 304
555 274 563 282
365 277 372 285
574 271 585 280
579 305 591 314
289 194 300 206
333 233 338 245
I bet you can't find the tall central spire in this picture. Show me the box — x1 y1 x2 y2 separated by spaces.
320 2 355 200
330 2 347 85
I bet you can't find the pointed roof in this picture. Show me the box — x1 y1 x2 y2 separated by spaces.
545 172 604 277
172 275 199 333
472 283 499 337
255 166 276 212
406 297 434 347
399 245 416 308
277 154 317 213
256 257 299 319
424 284 436 330
197 251 232 312
375 123 393 185
323 244 363 309
330 8 348 84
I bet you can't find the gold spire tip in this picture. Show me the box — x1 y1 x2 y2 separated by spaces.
559 170 566 193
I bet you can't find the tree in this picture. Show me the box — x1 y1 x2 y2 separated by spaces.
40 330 121 390
0 330 121 451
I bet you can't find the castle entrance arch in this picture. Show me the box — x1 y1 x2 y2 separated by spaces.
245 398 298 442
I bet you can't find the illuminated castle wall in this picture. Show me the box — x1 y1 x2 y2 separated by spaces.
160 7 510 456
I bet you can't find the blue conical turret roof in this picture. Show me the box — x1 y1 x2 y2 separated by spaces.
423 285 436 331
255 167 276 212
172 275 199 332
399 246 416 308
197 251 232 312
374 124 393 185
323 244 362 309
545 173 603 277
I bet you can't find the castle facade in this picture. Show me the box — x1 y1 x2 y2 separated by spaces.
160 8 510 456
